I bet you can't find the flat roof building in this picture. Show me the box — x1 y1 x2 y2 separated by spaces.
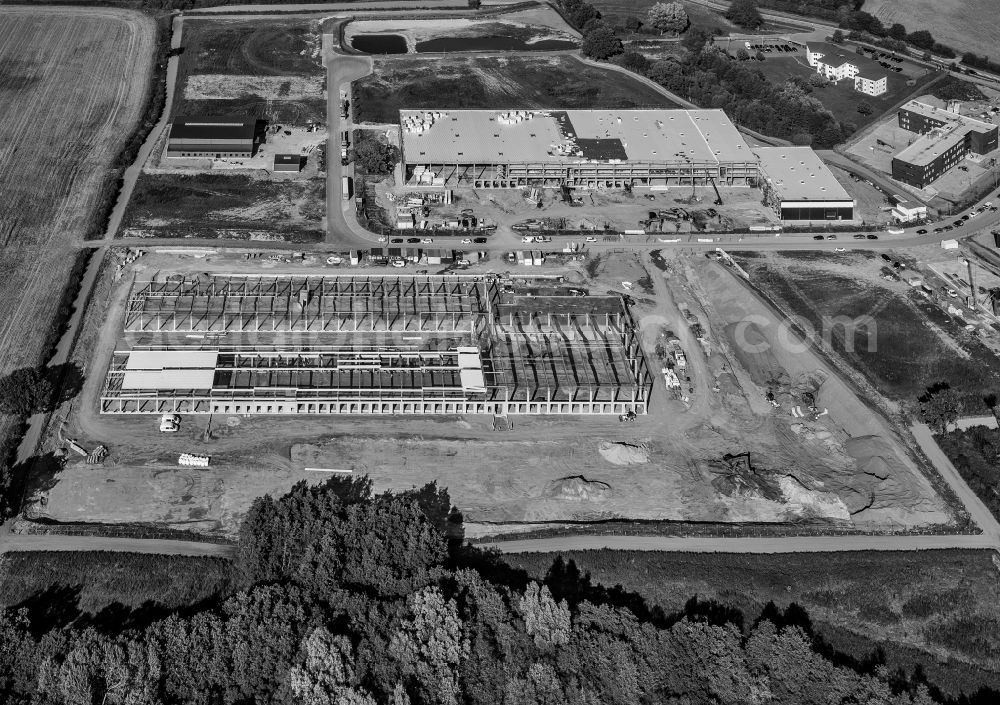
892 101 999 188
756 147 855 222
274 154 302 172
167 116 258 158
400 109 759 189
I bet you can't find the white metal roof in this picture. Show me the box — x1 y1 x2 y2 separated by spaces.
459 368 486 393
755 147 853 203
125 350 220 370
121 369 217 390
401 109 753 165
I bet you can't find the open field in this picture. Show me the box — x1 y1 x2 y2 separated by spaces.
866 0 996 62
29 249 951 539
173 17 324 124
0 8 156 452
120 173 325 242
748 51 938 132
0 551 232 631
352 55 679 124
506 548 1000 695
733 251 1000 413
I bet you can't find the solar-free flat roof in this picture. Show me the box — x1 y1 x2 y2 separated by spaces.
121 369 217 390
274 154 301 164
901 100 995 132
894 123 969 167
401 109 754 165
755 147 853 202
125 350 219 370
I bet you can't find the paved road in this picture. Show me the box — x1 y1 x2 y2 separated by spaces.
323 34 376 247
0 534 236 558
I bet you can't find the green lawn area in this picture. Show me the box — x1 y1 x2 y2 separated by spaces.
505 549 1000 697
749 52 939 130
733 253 1000 411
0 552 233 632
352 54 679 124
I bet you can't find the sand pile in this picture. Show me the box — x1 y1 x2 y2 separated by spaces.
598 441 649 465
546 476 612 502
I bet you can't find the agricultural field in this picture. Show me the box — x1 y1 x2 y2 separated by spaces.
733 251 1000 413
866 0 996 62
173 17 324 124
507 549 1000 696
352 55 679 124
0 8 156 450
120 173 325 242
748 50 938 131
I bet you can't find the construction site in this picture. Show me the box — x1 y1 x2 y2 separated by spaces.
100 273 651 417
32 249 952 539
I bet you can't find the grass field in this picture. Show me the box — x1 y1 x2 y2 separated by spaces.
506 549 1000 695
734 252 1000 412
352 55 679 124
865 0 995 62
174 17 324 124
751 52 938 130
121 173 325 242
0 552 232 632
0 8 156 454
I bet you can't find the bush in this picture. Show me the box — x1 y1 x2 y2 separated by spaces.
352 134 400 176
619 51 651 75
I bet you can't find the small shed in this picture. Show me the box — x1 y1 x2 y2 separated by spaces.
274 154 302 172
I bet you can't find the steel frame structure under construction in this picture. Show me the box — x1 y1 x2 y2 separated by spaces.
102 274 652 416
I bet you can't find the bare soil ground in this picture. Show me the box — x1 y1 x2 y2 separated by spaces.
0 8 155 448
352 55 679 124
31 250 951 538
173 17 324 124
120 173 325 242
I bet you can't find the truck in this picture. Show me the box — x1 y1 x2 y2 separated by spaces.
342 176 351 201
340 131 350 161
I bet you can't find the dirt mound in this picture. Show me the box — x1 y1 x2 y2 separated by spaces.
598 441 649 465
546 475 612 502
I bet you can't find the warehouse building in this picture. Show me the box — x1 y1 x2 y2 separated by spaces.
805 43 887 96
400 109 759 189
756 147 855 222
891 101 999 188
167 116 259 158
101 274 652 416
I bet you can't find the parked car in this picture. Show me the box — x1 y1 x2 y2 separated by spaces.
421 238 434 244
390 258 406 268
826 234 837 240
585 236 598 242
954 221 965 227
867 234 879 239
853 233 866 239
406 237 421 243
159 414 180 433
473 237 488 244
834 247 846 252
813 235 825 240
460 238 472 244
391 238 404 243
916 229 928 234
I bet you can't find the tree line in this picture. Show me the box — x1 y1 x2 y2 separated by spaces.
0 475 989 704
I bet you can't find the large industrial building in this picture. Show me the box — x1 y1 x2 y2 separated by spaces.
399 108 855 224
891 101 999 188
756 147 855 222
166 116 259 158
400 108 759 189
101 274 652 416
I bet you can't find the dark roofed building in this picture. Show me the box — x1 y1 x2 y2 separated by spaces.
167 116 258 158
274 154 302 172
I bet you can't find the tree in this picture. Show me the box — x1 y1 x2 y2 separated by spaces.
920 384 964 433
647 2 688 36
856 100 874 115
467 0 481 8
736 47 750 61
808 72 828 88
888 22 907 40
907 29 936 50
620 51 651 75
831 29 845 44
680 27 710 54
290 628 377 705
561 0 599 30
0 367 53 418
726 0 763 30
518 583 570 649
353 138 400 175
580 23 623 60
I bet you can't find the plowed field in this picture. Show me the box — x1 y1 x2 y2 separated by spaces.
0 8 155 449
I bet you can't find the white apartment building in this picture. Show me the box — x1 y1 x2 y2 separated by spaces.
806 43 887 96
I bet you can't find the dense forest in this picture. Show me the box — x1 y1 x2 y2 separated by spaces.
936 425 1000 522
0 476 984 705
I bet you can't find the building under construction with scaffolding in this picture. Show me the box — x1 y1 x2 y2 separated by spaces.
100 274 652 416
